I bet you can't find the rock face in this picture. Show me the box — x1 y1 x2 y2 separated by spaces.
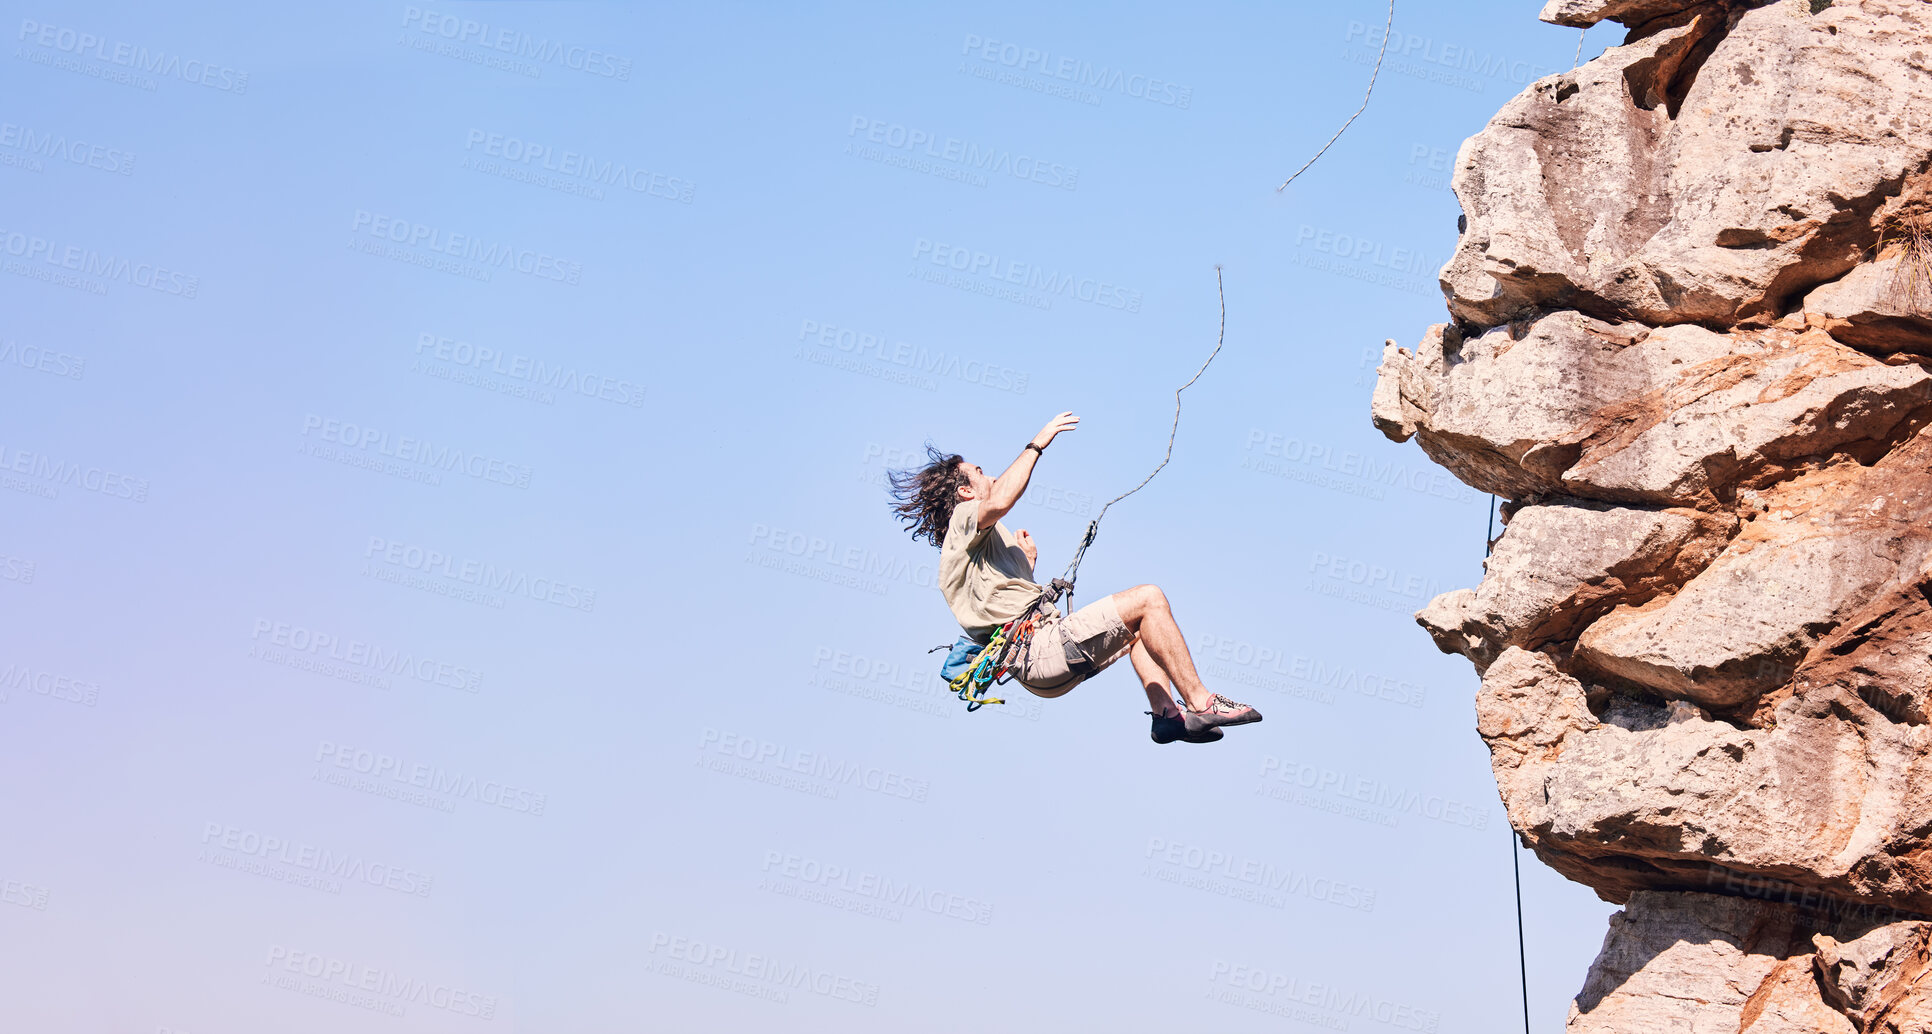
1566 891 1932 1033
1372 0 1932 1028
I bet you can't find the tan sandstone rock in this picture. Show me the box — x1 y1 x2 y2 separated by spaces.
1374 313 1932 506
1419 500 1731 669
1567 891 1932 1033
1447 0 1932 331
1372 0 1932 1027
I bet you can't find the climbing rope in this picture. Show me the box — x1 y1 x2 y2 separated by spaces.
1277 0 1394 192
1490 493 1532 1034
1046 266 1228 611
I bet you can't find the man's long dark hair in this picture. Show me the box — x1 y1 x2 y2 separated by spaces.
887 444 968 548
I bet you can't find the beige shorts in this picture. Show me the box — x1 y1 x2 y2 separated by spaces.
1011 594 1136 698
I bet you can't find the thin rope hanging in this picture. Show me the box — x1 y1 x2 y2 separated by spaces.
1048 267 1227 606
1489 493 1532 1034
1277 0 1394 192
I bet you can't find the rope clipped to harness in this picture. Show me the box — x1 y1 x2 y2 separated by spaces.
929 268 1226 712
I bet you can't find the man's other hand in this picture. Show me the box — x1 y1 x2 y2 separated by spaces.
1015 529 1038 567
1033 412 1079 449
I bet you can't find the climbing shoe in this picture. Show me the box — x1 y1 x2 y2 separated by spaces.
1182 694 1263 736
1150 710 1223 744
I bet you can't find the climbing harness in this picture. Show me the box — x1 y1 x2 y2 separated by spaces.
930 267 1229 710
930 594 1065 711
1277 0 1394 192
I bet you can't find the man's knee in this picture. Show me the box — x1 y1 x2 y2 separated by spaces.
1115 584 1168 622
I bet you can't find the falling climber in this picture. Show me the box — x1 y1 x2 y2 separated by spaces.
887 411 1263 744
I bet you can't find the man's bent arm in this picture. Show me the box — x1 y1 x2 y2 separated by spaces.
978 447 1041 528
979 411 1077 528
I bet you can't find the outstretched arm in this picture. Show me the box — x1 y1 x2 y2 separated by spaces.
979 412 1079 527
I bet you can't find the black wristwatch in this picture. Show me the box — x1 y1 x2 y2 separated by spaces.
1024 443 1045 455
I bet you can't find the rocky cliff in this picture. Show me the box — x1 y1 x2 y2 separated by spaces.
1372 1 1932 1028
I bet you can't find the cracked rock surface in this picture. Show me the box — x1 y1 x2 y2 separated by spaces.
1372 0 1932 1028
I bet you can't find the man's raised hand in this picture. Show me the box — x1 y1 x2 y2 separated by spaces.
1033 412 1079 450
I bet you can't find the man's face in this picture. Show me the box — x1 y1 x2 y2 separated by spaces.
956 460 993 502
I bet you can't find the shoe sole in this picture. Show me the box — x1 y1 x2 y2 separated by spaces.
1183 712 1262 734
1152 721 1223 744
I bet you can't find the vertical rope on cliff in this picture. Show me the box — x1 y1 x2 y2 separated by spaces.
1490 492 1532 1034
1276 0 1394 192
1573 25 1589 69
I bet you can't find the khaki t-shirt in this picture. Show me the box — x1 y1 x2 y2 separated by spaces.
939 500 1044 636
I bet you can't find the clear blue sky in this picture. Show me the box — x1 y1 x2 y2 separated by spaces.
1 2 1618 1030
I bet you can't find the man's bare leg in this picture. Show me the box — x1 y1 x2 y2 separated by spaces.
1127 639 1180 716
1110 584 1214 712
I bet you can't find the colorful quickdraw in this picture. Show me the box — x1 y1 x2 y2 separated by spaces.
944 606 1049 711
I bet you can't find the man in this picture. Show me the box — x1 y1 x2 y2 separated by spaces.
888 411 1262 744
